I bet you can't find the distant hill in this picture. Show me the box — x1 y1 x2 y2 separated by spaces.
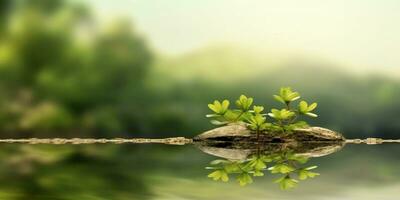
147 45 400 138
150 45 284 84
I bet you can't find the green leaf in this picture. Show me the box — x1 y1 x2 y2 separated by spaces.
222 100 230 112
306 171 320 178
210 120 229 125
247 98 254 109
254 160 266 170
268 109 295 120
292 121 309 128
268 163 295 174
239 95 246 102
206 114 219 118
240 112 253 122
299 101 317 115
208 169 229 182
253 170 264 177
208 100 230 115
247 113 268 131
248 156 267 170
299 101 308 113
274 176 298 190
273 95 286 104
220 172 229 182
208 102 220 113
287 154 308 164
248 123 258 130
277 87 301 103
260 155 273 162
210 159 229 165
236 95 253 111
224 163 241 173
253 105 264 114
267 109 278 118
307 102 317 111
298 170 308 180
237 173 253 186
287 92 300 101
254 114 266 125
305 112 318 117
207 170 221 181
258 122 271 131
223 110 241 121
298 100 318 118
305 166 318 170
298 169 320 180
284 121 309 132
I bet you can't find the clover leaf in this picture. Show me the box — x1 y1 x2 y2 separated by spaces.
208 100 230 115
247 156 267 171
253 105 264 114
273 87 300 104
268 163 295 174
298 101 318 117
298 166 320 180
268 109 295 120
274 176 298 190
253 170 264 177
236 95 253 111
247 114 270 131
237 172 253 186
208 169 229 182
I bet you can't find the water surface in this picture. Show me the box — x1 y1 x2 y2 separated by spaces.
0 142 398 200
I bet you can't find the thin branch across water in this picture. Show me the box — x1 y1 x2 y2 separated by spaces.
0 137 193 145
345 138 400 145
0 137 398 145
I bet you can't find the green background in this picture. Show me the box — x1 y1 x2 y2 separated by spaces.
0 0 399 199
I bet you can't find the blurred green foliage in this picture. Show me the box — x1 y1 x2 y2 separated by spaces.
0 0 153 138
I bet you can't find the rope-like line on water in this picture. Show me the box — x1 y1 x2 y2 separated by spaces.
0 137 193 145
0 137 398 145
345 138 400 145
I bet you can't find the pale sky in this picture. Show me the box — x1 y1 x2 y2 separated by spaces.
85 0 400 74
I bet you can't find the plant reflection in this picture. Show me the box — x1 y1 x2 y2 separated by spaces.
206 150 319 189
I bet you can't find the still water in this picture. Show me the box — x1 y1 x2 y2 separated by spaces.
0 142 398 200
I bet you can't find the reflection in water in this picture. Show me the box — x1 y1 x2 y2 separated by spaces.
0 135 399 197
206 151 319 189
197 141 345 189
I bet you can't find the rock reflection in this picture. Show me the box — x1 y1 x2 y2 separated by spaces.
196 141 345 189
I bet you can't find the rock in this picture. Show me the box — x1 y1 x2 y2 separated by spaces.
194 123 251 140
194 123 345 142
193 124 345 160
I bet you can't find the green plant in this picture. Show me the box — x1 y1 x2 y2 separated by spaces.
268 151 319 190
206 87 318 135
206 95 255 126
206 155 270 186
268 87 318 133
